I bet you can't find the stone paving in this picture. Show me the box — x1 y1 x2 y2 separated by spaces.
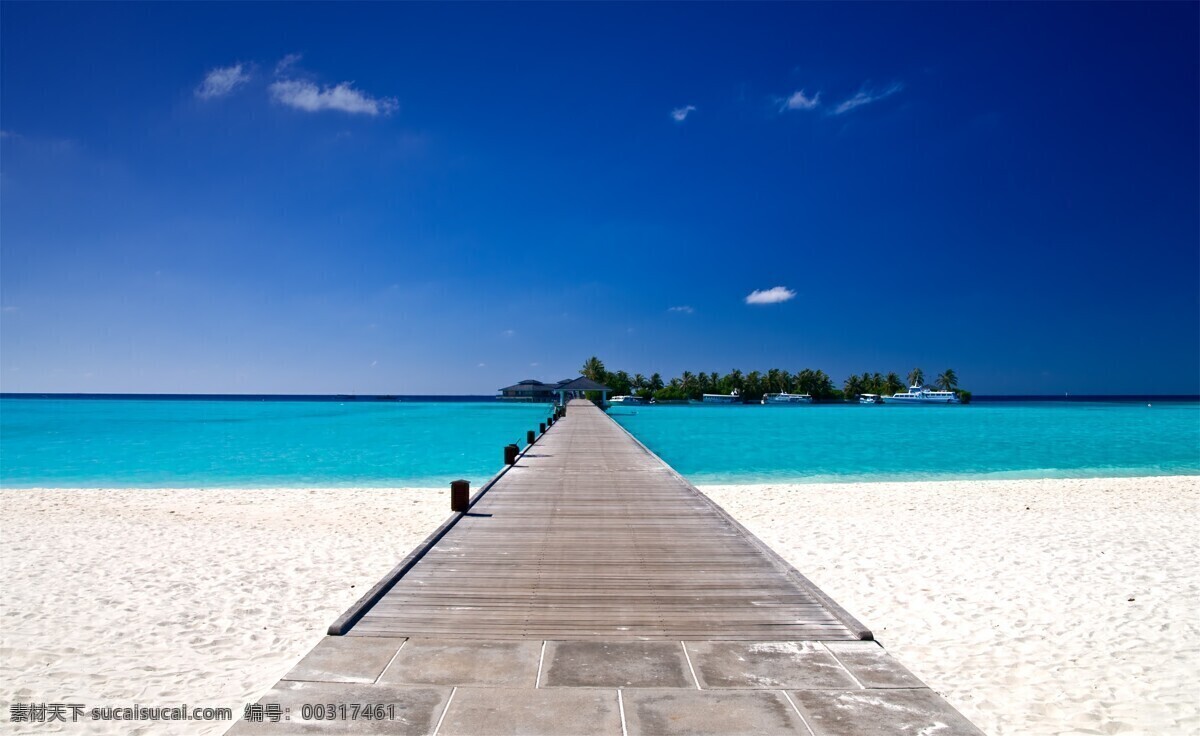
228 636 983 734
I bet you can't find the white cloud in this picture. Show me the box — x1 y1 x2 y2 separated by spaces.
780 90 820 111
196 64 251 100
1 306 19 313
370 360 378 368
668 305 694 314
477 362 487 368
501 329 516 338
745 286 796 305
269 79 397 116
671 105 697 122
833 83 903 115
274 53 303 76
530 362 540 367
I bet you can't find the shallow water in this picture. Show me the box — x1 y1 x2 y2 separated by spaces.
0 398 551 488
2 397 1197 487
609 400 1200 484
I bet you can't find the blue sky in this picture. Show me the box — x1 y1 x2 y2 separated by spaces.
2 2 1197 395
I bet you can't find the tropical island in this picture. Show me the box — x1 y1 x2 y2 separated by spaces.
576 356 970 403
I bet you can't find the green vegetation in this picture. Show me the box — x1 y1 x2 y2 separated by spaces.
579 357 969 403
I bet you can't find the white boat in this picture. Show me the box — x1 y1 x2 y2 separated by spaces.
702 388 741 404
608 395 646 406
762 392 812 405
858 393 880 404
885 386 960 405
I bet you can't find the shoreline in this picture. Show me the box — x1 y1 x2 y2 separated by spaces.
2 476 1197 734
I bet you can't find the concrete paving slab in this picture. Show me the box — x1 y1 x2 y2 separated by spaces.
378 638 542 687
823 642 927 689
790 688 986 736
622 689 805 736
226 680 450 735
685 641 859 690
437 687 622 736
282 636 407 684
542 640 693 688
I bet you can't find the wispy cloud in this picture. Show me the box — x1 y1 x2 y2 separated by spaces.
1 306 19 313
269 80 397 116
274 53 303 76
501 329 516 338
745 286 796 305
671 105 697 122
667 305 694 314
477 362 487 368
196 64 251 100
833 83 903 115
780 90 820 112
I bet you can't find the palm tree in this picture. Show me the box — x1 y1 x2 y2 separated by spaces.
936 369 959 391
766 368 781 393
649 373 664 391
581 356 607 382
885 372 904 396
907 367 925 388
844 374 864 399
633 374 646 390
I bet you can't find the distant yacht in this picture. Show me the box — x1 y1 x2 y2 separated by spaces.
701 388 741 404
608 395 646 406
886 386 961 405
762 392 812 405
858 393 880 405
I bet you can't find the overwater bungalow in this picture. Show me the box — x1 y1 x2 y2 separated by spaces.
497 377 611 406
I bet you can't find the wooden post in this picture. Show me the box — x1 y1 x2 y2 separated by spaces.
504 443 519 465
527 430 536 446
539 422 547 434
450 479 470 512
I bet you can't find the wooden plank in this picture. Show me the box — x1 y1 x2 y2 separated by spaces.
341 399 872 641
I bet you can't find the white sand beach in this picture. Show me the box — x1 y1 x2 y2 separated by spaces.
2 476 1198 735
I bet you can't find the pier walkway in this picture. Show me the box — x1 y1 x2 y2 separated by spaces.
231 400 982 735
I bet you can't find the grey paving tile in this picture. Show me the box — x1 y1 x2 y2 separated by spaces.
622 689 805 736
226 681 450 735
542 640 693 688
437 687 622 736
377 638 542 687
282 637 407 684
790 688 986 736
684 641 859 690
823 642 927 689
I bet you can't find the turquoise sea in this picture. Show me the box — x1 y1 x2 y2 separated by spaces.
610 401 1200 484
1 397 1197 487
0 398 551 489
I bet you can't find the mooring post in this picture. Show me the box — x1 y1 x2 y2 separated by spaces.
504 443 519 465
539 422 547 434
527 429 536 446
450 479 470 512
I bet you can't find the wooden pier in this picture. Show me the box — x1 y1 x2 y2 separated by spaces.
230 400 983 735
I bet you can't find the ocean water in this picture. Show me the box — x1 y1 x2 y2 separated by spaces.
609 401 1200 484
0 398 552 488
1 397 1197 488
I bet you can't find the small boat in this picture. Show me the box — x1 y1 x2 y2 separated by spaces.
858 393 880 404
762 392 812 405
701 388 741 404
885 386 961 405
608 395 646 406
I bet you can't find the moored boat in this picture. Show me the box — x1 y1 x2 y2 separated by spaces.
885 386 961 404
701 388 741 404
858 393 880 404
762 392 812 405
608 395 646 406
